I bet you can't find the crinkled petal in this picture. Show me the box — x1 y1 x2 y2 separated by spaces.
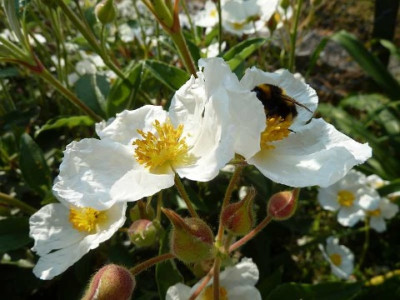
338 206 364 227
240 67 317 130
53 139 136 210
96 105 167 145
248 119 372 187
29 203 84 256
370 217 386 233
219 257 259 286
166 283 192 300
228 285 262 300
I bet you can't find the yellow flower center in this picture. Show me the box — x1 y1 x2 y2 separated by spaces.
69 207 107 233
133 119 196 174
367 208 381 217
330 253 342 266
201 286 228 300
210 9 217 18
260 116 292 150
232 22 245 30
337 190 355 207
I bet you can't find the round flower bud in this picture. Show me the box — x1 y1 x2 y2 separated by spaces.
128 219 159 247
162 208 214 263
129 202 155 222
267 189 299 221
221 187 255 236
95 0 117 24
82 264 135 300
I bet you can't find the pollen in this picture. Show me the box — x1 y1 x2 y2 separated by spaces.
210 9 217 18
133 119 196 174
260 116 292 150
232 22 245 30
337 190 355 207
330 253 342 266
201 285 228 300
367 208 381 217
69 207 107 233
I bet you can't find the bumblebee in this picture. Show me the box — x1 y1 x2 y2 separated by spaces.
252 84 311 120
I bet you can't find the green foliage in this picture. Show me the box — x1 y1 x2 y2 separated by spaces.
223 38 267 71
0 217 31 252
144 60 190 91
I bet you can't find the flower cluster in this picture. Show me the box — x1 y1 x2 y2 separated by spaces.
29 57 371 283
318 169 399 232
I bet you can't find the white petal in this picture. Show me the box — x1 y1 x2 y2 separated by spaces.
357 187 380 210
240 67 318 130
166 283 192 300
33 240 91 280
318 187 340 211
248 119 372 187
53 139 136 210
219 257 259 287
370 217 386 233
97 106 167 145
337 206 364 227
228 285 262 300
29 203 84 256
380 198 399 219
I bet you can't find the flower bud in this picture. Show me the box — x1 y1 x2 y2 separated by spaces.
267 189 299 221
95 0 117 24
162 208 214 263
129 201 155 221
82 264 135 300
280 0 291 10
221 187 255 236
128 219 159 247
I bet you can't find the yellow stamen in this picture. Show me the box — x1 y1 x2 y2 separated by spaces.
337 190 355 207
260 116 292 150
367 208 381 217
232 22 245 30
201 285 228 300
69 207 107 233
330 253 342 266
133 119 196 174
210 9 217 18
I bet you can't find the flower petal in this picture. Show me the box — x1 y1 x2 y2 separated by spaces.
228 285 262 300
248 119 372 187
219 257 259 287
53 138 136 210
29 203 84 256
380 198 399 219
97 106 167 145
370 216 386 233
166 283 192 300
338 206 364 227
318 186 340 211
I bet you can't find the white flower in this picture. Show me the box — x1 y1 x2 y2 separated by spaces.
194 0 219 28
201 41 227 58
29 199 126 280
222 0 261 36
166 258 261 300
364 197 399 232
54 88 236 209
318 170 379 227
319 237 354 279
233 66 372 188
367 174 400 200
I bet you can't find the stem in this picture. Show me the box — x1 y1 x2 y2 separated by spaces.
174 175 199 218
170 30 197 77
217 0 223 54
181 0 197 42
0 192 36 215
216 166 243 242
130 253 175 276
40 69 102 122
229 215 273 252
189 268 214 300
156 191 163 221
213 257 221 300
357 220 370 271
288 0 303 72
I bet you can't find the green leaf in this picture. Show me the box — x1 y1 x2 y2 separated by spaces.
0 67 19 78
306 37 329 77
145 60 190 91
331 31 400 100
107 62 143 117
223 38 266 71
0 217 31 252
155 229 183 299
19 133 52 194
186 38 201 65
74 74 110 118
35 116 94 137
267 282 362 300
380 40 400 61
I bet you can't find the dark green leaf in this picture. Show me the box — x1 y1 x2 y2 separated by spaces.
107 62 143 117
0 217 31 252
35 116 94 137
19 133 52 194
145 60 190 91
306 37 329 77
186 39 201 65
75 74 110 118
267 282 362 300
0 67 19 78
331 31 400 100
223 38 266 71
156 229 183 299
380 40 400 61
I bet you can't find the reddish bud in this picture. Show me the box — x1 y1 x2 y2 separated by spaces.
128 219 159 247
82 264 135 300
267 189 299 221
221 187 255 236
162 208 214 263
